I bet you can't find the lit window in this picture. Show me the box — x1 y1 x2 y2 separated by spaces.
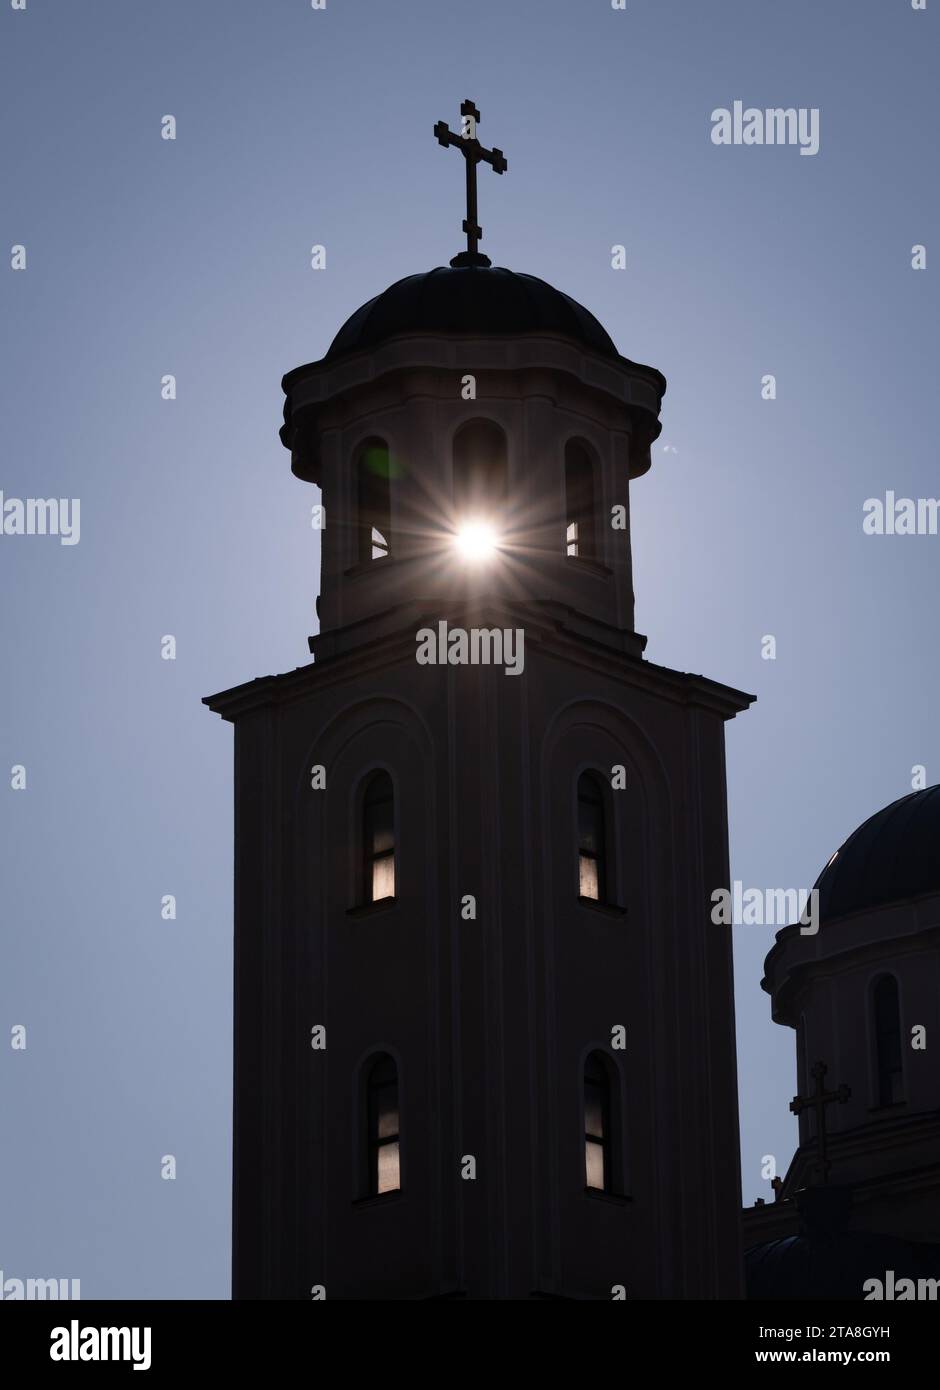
578 772 607 902
367 1055 400 1195
363 771 395 903
584 1053 611 1191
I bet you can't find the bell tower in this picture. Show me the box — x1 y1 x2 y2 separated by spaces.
206 102 754 1300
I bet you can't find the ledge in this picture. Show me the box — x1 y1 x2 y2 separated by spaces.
343 556 397 579
565 555 613 579
203 612 756 722
352 1190 403 1211
282 331 665 485
583 1188 633 1207
577 896 627 919
346 897 398 920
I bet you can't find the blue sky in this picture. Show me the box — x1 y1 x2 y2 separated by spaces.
1 0 936 1296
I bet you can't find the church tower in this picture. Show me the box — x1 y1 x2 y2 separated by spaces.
205 103 754 1300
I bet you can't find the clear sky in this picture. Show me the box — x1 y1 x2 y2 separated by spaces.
2 0 937 1297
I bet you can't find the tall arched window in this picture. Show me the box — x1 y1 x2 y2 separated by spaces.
362 771 395 903
874 975 903 1106
454 420 508 520
584 1052 612 1192
366 1054 400 1195
357 439 391 563
577 771 608 902
565 441 597 559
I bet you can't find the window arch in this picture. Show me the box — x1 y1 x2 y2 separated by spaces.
357 438 392 563
362 770 395 903
577 771 609 903
453 420 508 520
584 1052 613 1192
565 440 597 559
365 1053 400 1195
873 975 903 1107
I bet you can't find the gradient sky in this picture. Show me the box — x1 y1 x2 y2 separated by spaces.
2 0 937 1297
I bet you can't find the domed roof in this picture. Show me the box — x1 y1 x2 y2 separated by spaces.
324 265 621 361
813 785 940 923
746 1228 940 1300
746 1188 940 1299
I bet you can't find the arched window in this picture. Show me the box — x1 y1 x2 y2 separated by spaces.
584 1052 611 1192
577 771 608 902
874 975 903 1106
357 439 391 562
454 420 508 520
565 441 597 559
362 771 395 903
366 1054 400 1195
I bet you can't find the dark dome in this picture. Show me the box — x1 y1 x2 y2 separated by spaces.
746 1229 940 1300
813 785 940 923
325 265 620 361
746 1188 940 1299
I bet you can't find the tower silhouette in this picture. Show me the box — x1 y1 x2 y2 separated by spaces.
205 105 754 1300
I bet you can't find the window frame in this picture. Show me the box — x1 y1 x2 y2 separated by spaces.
872 973 904 1109
582 1049 627 1199
356 438 392 565
584 1052 611 1192
577 769 611 905
361 1052 402 1199
452 419 509 523
359 768 397 907
564 439 599 562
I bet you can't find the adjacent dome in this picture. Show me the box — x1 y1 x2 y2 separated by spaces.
813 785 940 923
325 265 621 361
746 1228 940 1300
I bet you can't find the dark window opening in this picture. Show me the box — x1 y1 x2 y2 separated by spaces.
874 975 903 1107
454 421 508 519
358 441 392 563
565 442 597 559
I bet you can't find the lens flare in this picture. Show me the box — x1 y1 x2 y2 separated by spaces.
454 520 498 561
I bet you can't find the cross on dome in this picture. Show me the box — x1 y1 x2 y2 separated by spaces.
433 99 508 268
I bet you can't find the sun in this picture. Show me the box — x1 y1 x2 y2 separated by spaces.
454 520 498 562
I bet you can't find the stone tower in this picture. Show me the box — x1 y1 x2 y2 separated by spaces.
205 110 753 1299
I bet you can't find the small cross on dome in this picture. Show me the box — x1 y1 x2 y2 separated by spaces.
789 1060 851 1185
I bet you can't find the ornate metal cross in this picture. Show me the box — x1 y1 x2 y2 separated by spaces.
434 99 507 268
789 1060 851 1184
